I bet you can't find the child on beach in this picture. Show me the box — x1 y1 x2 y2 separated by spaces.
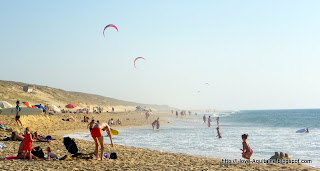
15 100 23 126
46 147 58 160
24 127 34 160
241 134 253 160
216 127 222 138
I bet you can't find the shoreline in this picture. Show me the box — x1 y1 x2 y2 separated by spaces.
64 121 319 170
0 112 316 170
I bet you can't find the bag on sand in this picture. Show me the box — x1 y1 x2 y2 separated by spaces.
110 152 117 159
63 137 78 155
31 146 45 158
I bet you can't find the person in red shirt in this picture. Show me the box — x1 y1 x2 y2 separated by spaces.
24 127 34 160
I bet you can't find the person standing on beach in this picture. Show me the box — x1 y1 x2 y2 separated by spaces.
145 111 150 120
216 117 220 127
207 116 212 127
241 134 253 160
152 118 160 130
176 111 178 117
203 115 206 124
24 127 34 160
91 122 113 160
15 100 23 126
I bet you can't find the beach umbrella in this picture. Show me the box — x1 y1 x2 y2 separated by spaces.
0 101 12 108
22 102 32 108
48 104 61 112
65 104 77 109
31 105 37 108
35 105 45 110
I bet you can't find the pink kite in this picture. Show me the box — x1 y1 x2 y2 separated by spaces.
134 57 146 68
103 24 118 37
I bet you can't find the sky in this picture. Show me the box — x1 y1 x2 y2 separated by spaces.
1 1 320 110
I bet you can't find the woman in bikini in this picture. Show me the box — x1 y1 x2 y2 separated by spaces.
241 134 253 160
91 122 113 160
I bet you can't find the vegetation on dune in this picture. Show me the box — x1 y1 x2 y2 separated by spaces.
0 80 171 111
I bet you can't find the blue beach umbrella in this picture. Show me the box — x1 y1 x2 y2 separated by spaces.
35 105 45 110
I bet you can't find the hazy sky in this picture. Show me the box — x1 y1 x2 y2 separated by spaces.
1 1 320 110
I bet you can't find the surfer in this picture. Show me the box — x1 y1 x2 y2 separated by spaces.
207 116 212 127
15 100 23 126
91 122 114 160
203 115 206 123
241 134 253 160
306 128 309 133
152 118 160 130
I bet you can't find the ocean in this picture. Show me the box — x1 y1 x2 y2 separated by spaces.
65 109 320 168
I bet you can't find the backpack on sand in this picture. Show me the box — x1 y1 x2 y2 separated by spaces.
63 137 79 156
110 152 117 159
31 146 45 158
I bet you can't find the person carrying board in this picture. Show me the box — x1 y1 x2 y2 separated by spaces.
15 100 23 126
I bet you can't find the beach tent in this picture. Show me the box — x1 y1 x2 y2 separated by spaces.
66 104 77 109
0 101 13 108
47 104 61 112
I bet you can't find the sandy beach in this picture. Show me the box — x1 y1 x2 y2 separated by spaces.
0 111 316 171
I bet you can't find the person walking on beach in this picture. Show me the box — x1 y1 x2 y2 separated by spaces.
241 134 253 161
91 122 114 160
216 117 220 127
203 115 206 124
15 100 23 126
207 116 212 127
176 111 178 117
152 118 160 130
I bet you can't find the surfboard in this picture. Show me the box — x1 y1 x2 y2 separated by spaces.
0 107 43 115
296 128 306 133
110 129 119 135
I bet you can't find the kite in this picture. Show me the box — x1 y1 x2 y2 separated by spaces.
134 57 145 68
103 24 118 37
